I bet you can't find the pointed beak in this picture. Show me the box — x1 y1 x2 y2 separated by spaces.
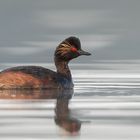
78 50 91 56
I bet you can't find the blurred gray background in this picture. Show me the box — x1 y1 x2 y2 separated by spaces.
0 0 139 63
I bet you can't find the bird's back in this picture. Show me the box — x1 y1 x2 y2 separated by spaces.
0 66 73 89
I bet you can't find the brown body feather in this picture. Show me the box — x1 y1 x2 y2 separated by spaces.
0 72 43 89
0 66 73 89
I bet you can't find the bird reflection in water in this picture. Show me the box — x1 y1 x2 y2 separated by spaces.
0 89 81 135
55 99 81 135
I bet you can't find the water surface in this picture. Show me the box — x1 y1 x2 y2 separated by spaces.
0 61 140 140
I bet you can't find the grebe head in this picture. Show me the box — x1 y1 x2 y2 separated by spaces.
55 36 91 61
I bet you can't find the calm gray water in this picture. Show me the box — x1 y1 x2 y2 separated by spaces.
0 61 140 140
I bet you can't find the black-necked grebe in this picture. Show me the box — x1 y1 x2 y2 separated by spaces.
0 36 91 89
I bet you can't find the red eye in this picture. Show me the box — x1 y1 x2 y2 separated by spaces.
71 47 77 52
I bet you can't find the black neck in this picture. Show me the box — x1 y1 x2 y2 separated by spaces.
55 57 72 80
